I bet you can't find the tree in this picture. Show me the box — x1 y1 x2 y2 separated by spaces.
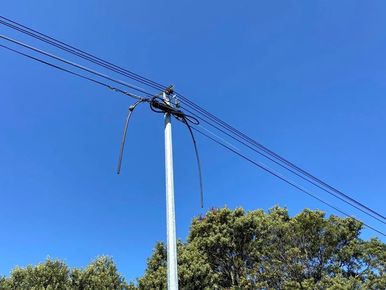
0 207 384 289
138 242 215 289
138 207 386 289
0 257 131 290
1 259 70 290
70 256 129 290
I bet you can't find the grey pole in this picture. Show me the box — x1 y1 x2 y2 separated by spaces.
163 91 179 290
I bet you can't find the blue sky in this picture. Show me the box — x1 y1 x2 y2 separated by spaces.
1 0 386 282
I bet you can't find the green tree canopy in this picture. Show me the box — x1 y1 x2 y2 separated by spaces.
138 207 386 289
0 256 132 290
0 207 384 289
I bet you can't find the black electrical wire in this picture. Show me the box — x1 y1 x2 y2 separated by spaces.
182 117 204 208
0 16 166 93
117 100 147 174
192 126 385 237
2 36 384 233
1 15 384 224
180 105 386 225
0 34 153 97
0 15 379 219
150 96 204 208
0 43 146 100
176 95 386 223
0 35 203 205
0 37 202 206
149 96 199 125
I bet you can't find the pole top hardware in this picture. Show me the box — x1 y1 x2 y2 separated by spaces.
164 85 174 95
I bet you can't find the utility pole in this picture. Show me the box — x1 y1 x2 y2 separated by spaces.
163 91 179 290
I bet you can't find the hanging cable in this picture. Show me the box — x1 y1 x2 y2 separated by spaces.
0 43 146 100
181 117 204 208
176 95 386 222
149 95 204 208
0 34 153 97
117 100 148 174
150 96 199 125
0 16 166 92
192 125 385 237
1 15 384 224
180 105 386 225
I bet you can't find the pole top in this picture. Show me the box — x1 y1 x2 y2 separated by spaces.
164 85 174 95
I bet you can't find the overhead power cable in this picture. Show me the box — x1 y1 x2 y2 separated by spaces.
1 15 384 227
192 126 385 237
116 100 146 175
175 95 386 224
1 40 383 235
115 94 205 208
149 96 204 208
0 37 205 208
181 106 386 225
0 16 166 92
0 34 152 97
0 43 146 101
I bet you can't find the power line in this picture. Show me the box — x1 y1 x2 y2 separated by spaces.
181 106 386 225
0 43 146 101
2 41 384 237
192 126 385 236
0 39 204 209
0 16 166 92
0 34 153 97
176 96 386 223
0 17 379 219
1 15 384 229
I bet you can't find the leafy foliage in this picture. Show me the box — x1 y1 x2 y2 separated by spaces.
138 207 386 289
0 207 384 289
70 256 128 290
0 256 131 290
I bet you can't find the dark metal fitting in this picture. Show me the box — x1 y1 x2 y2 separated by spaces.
164 85 174 95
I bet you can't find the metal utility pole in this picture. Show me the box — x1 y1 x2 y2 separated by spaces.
163 91 179 290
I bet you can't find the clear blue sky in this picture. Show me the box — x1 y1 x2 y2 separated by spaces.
1 0 385 282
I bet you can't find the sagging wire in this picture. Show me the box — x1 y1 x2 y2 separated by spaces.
0 43 144 101
150 92 204 207
0 16 166 93
116 89 204 208
182 117 204 208
116 99 147 175
0 34 153 97
192 125 386 237
2 16 384 226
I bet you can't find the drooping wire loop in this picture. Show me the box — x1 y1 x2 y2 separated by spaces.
2 16 385 227
149 96 199 125
148 94 204 207
115 92 204 208
116 99 147 174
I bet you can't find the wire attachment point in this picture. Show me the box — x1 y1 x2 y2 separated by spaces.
116 100 145 175
149 95 204 208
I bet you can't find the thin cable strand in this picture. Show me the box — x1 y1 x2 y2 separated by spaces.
0 17 166 92
117 100 146 174
182 118 204 208
0 34 153 96
177 96 386 222
192 126 385 236
182 106 386 225
1 15 384 224
0 44 145 100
